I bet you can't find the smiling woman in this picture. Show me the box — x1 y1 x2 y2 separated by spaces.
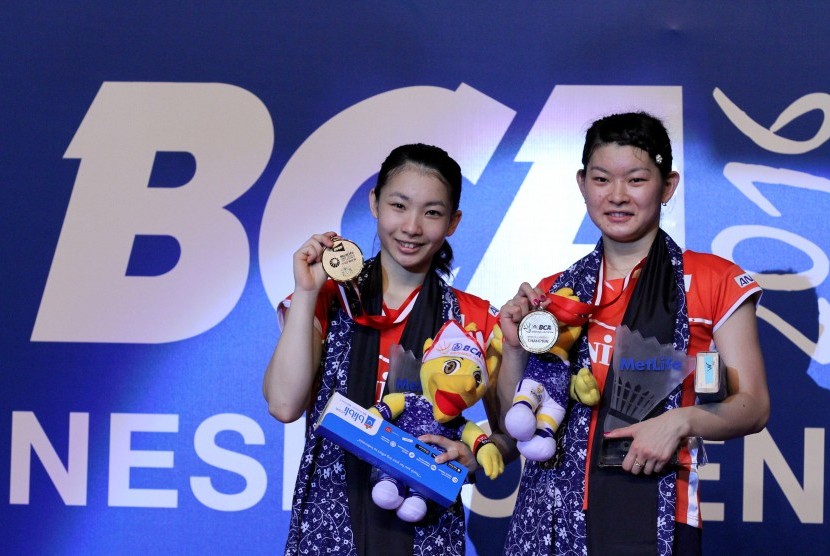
578 143 678 258
369 156 462 298
498 112 770 556
262 143 505 556
6 4 830 556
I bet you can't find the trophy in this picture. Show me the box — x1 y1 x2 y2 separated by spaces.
386 344 423 395
598 325 695 467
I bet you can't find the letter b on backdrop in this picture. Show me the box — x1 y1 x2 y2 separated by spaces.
32 82 274 343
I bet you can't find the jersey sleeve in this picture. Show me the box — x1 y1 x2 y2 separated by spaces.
452 289 501 344
687 251 763 332
277 280 341 337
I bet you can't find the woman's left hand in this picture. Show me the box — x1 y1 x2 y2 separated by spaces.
419 434 478 474
604 408 688 475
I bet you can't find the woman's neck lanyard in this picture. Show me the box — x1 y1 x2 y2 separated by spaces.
544 257 645 326
337 283 422 330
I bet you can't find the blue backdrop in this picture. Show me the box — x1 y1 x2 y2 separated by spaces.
2 2 829 554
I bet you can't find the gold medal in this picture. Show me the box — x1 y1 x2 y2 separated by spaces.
322 237 364 282
518 309 560 354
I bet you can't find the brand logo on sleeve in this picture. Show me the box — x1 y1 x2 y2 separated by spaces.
735 273 756 288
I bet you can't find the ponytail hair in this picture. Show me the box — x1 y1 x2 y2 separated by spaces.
431 240 454 276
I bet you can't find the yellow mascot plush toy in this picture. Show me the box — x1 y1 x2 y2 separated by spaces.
369 319 503 522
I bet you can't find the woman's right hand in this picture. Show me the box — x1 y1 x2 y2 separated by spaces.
293 231 338 293
499 282 548 351
496 282 546 433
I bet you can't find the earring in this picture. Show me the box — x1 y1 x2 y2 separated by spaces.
662 202 668 207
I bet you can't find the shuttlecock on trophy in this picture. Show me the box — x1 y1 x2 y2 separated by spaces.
604 325 695 432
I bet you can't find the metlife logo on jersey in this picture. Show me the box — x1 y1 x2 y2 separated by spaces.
2 4 830 556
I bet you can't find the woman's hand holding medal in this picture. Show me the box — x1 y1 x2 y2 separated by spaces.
500 285 584 359
518 302 561 354
293 233 412 332
293 232 365 292
499 282 549 352
293 232 340 293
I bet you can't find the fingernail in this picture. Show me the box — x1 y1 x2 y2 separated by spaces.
532 298 540 305
540 294 547 300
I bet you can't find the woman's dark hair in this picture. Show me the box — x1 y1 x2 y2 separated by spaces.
581 112 673 179
373 143 462 275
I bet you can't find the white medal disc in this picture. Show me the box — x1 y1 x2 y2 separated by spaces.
322 238 364 282
518 309 560 354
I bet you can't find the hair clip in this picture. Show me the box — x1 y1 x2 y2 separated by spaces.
655 154 663 165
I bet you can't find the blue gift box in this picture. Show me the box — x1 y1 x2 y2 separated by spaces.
314 392 468 507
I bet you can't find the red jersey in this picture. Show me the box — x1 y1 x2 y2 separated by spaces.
279 279 500 403
538 250 761 527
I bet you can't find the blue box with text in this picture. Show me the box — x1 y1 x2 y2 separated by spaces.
314 392 468 507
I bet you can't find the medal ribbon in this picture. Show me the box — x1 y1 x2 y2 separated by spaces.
543 258 645 326
337 281 422 330
324 238 422 331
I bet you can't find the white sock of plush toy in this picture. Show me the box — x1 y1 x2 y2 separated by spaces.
397 491 427 522
516 395 566 461
372 477 404 510
518 436 557 461
505 378 546 441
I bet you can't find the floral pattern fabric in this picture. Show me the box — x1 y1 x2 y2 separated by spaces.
504 232 689 556
284 280 464 556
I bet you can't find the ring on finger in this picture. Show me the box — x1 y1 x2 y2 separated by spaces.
633 459 644 468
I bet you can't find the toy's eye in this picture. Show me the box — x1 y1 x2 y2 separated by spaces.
473 370 483 385
443 359 460 374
